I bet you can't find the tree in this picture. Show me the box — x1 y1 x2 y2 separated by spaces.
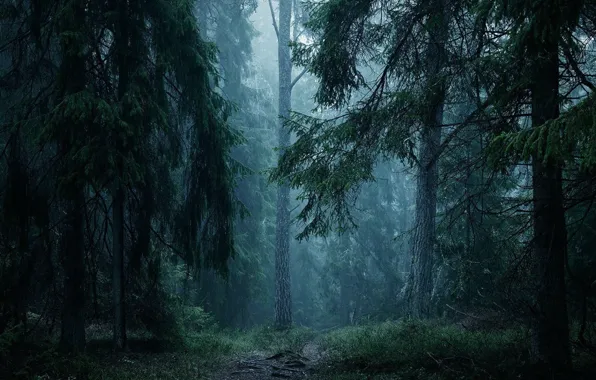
403 0 449 318
53 0 93 352
268 0 308 329
475 0 596 371
0 0 243 352
270 0 463 319
112 0 131 351
526 7 570 370
189 0 279 329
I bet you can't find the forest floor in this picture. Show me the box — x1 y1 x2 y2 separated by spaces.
208 339 323 379
198 320 596 380
4 320 596 379
193 321 596 380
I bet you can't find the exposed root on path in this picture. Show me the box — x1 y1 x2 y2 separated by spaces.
209 341 324 379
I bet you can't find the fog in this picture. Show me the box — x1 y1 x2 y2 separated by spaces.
1 0 595 379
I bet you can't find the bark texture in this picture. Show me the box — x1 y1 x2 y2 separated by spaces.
274 0 293 329
406 0 448 319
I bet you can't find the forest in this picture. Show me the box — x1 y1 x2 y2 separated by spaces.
1 0 596 379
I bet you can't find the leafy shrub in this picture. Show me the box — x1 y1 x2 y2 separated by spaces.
177 306 215 333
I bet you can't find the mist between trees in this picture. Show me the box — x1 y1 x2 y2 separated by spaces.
1 0 596 379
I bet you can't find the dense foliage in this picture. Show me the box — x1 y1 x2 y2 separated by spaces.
1 0 596 379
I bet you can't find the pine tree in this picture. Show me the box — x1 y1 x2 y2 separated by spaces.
268 0 309 329
274 0 294 330
53 0 91 353
270 0 466 319
404 0 450 318
472 0 596 371
0 0 243 352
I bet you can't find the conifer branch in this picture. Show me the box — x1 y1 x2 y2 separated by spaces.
425 99 491 170
563 46 596 92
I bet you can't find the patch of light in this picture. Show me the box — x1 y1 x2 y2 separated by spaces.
297 34 313 45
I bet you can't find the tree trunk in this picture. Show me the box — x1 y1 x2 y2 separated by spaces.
405 0 448 319
130 181 153 273
112 179 126 350
529 29 570 372
60 190 86 352
58 0 87 353
339 275 352 326
113 0 129 351
274 0 293 330
407 125 441 318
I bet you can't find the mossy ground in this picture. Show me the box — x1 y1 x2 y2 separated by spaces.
2 320 595 379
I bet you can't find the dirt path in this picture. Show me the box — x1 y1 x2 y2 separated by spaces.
209 341 324 380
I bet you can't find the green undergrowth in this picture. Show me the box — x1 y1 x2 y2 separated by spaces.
313 320 596 380
225 325 317 354
3 319 595 379
0 319 317 380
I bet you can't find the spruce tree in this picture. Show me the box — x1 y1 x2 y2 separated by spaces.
270 0 465 318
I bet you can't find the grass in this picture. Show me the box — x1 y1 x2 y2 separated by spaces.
313 320 529 379
226 325 318 353
1 322 318 380
3 320 595 379
313 320 596 380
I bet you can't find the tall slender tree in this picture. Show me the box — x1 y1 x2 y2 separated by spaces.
274 0 293 330
404 0 449 318
475 0 596 371
527 9 570 371
268 0 309 329
112 0 130 352
55 0 89 353
270 0 464 321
